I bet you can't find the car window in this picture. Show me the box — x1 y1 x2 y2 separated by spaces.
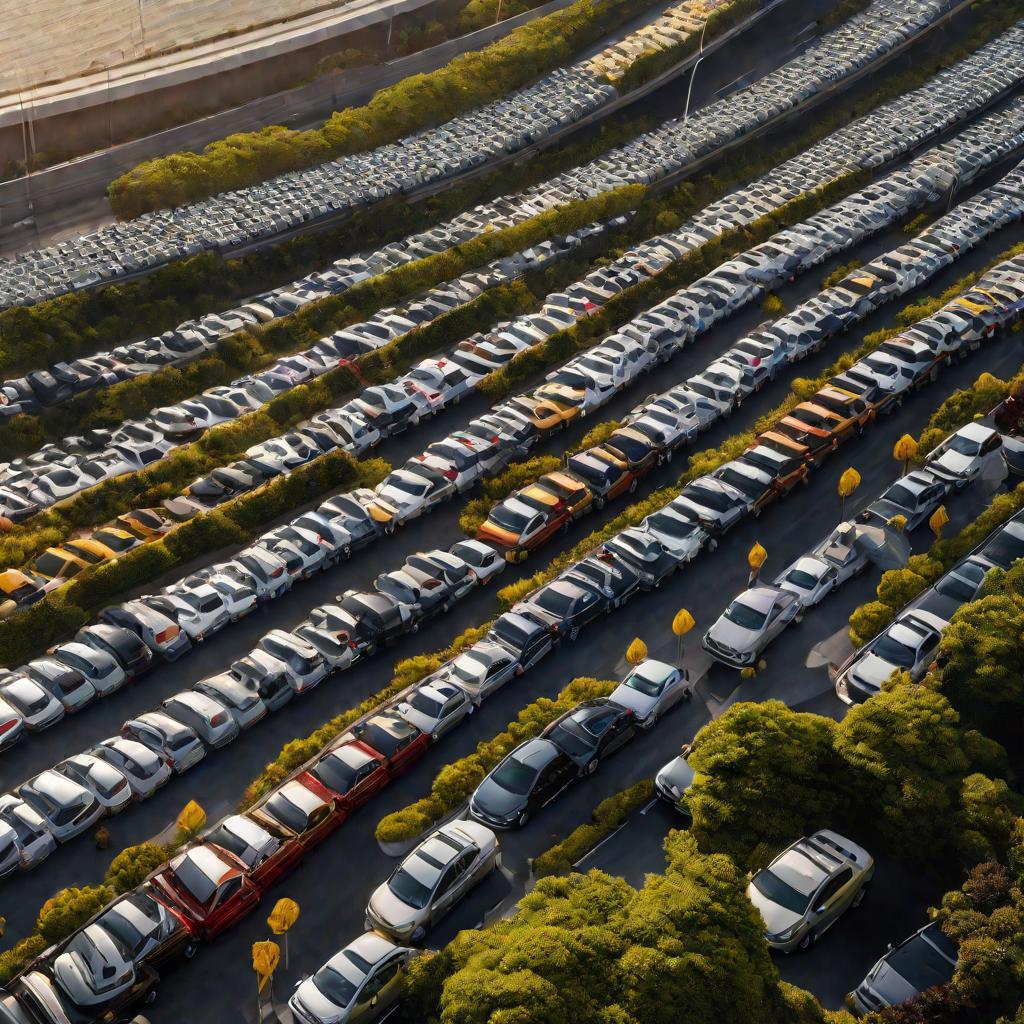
214 877 243 909
818 867 853 906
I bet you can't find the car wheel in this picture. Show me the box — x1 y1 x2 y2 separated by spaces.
852 883 869 908
517 810 531 828
585 757 600 776
184 942 199 959
560 520 569 534
569 626 580 641
797 928 817 951
664 449 673 463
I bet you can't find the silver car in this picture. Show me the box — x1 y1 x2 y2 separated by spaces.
747 830 874 952
289 932 418 1024
90 738 172 799
608 659 690 728
395 681 472 740
436 641 521 703
52 923 137 1007
366 820 499 942
122 712 207 774
701 586 801 668
20 770 104 842
0 674 64 731
193 674 267 729
0 794 57 868
162 690 240 748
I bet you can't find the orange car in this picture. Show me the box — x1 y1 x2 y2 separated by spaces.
28 547 91 582
759 414 838 466
522 471 593 520
116 508 172 540
806 387 876 437
0 569 45 618
477 497 570 562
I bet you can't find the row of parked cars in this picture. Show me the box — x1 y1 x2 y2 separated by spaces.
5 235 1017 1020
2 99 1019 754
2 88 1021 766
3 24 1020 532
0 220 611 524
0 0 952 317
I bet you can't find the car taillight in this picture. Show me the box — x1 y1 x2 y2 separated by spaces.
348 640 360 650
442 469 457 480
271 567 283 578
156 626 179 643
211 713 227 727
0 719 17 735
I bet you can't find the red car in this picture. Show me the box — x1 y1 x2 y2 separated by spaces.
148 845 260 940
349 712 429 776
201 813 305 889
248 778 341 852
298 739 391 819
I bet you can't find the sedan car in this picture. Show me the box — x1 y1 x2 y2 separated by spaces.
512 579 607 641
774 556 841 607
193 674 268 730
395 681 473 741
349 713 429 778
289 932 417 1024
469 737 576 829
435 641 521 703
603 528 679 589
366 821 499 942
850 921 957 1015
541 699 635 776
51 641 128 697
201 814 305 889
90 737 172 799
673 478 750 534
860 470 948 531
747 830 874 952
654 751 696 817
702 586 801 668
0 794 57 869
20 769 104 842
26 657 96 712
93 890 199 967
449 539 505 586
608 659 690 728
99 601 192 661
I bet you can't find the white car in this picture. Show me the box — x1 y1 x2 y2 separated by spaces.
90 737 172 798
20 770 104 842
54 753 133 815
924 422 1003 488
259 630 331 691
608 659 690 728
162 690 241 749
0 674 65 731
636 502 708 563
450 540 506 585
51 642 127 697
367 468 455 528
0 795 57 868
156 586 230 641
774 556 841 607
0 696 25 750
194 674 268 729
396 680 473 740
202 573 259 619
122 712 207 774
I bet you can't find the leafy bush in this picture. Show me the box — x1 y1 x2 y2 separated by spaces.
103 842 169 894
375 677 615 843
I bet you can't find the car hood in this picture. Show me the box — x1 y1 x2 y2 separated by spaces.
655 756 695 797
368 883 421 933
473 776 525 818
53 951 131 1007
707 617 761 651
933 449 975 476
293 977 346 1024
863 960 921 1007
746 884 802 937
850 653 901 689
608 684 657 718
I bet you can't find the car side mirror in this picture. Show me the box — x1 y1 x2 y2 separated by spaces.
815 905 826 916
371 995 379 1007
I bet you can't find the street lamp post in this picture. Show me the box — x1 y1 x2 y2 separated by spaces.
683 17 709 123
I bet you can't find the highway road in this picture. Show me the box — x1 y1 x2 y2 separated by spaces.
0 182 1020 1020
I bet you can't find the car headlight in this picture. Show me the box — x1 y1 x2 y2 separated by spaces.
767 923 801 942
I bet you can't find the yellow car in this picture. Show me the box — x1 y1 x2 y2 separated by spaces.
0 569 45 618
526 471 593 519
525 396 582 432
29 547 91 581
90 527 142 556
60 539 116 567
116 508 172 540
534 381 589 409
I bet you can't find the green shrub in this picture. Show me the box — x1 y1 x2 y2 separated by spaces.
375 677 616 843
531 779 653 877
104 843 169 895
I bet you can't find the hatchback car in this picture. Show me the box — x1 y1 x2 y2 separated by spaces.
608 659 690 728
486 612 554 670
435 641 521 703
123 712 207 774
54 753 132 815
366 820 499 942
541 699 635 776
512 579 607 641
51 642 127 696
162 690 240 749
774 556 841 607
20 769 104 842
747 830 874 952
0 673 64 731
395 681 473 741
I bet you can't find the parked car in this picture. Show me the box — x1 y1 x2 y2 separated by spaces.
434 641 521 703
747 830 874 952
541 699 636 776
607 659 690 728
395 681 473 741
20 770 104 842
702 586 801 668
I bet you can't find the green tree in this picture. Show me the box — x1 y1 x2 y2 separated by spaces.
686 701 842 866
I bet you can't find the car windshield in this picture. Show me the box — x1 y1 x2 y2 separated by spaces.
887 930 958 991
685 486 734 512
882 484 917 508
311 756 359 795
716 469 761 497
872 634 917 667
785 569 820 590
546 722 592 757
491 755 536 795
391 477 429 497
490 504 533 532
408 691 444 716
724 600 767 630
983 531 1024 567
535 588 576 616
753 868 811 914
388 868 433 909
263 793 308 833
312 964 359 1008
99 913 147 955
947 434 982 455
647 513 697 539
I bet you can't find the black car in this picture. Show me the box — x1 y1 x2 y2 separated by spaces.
75 623 153 678
512 579 607 641
93 889 198 965
603 529 678 589
318 492 382 550
565 551 642 608
980 521 1024 569
404 551 475 600
541 700 635 776
335 590 409 652
374 569 450 623
469 738 577 829
487 613 554 670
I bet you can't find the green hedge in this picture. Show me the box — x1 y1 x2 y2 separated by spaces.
375 676 616 844
531 778 654 877
0 452 390 666
107 0 653 217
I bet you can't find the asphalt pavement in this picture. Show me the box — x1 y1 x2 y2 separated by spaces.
2 189 1021 1019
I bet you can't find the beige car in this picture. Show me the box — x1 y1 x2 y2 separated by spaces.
747 830 874 952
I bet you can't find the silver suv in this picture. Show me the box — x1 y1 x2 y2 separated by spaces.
747 830 874 952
